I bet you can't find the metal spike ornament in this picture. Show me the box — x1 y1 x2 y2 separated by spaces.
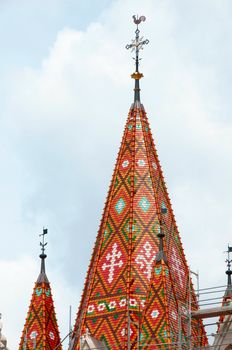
39 228 48 255
39 228 48 274
126 15 149 102
225 244 232 286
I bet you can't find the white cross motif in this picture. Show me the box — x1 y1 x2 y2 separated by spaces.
171 248 185 288
135 241 156 280
102 243 123 283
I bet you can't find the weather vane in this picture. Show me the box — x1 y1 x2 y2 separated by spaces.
39 228 48 256
224 244 232 286
126 15 149 102
126 15 149 73
225 244 232 268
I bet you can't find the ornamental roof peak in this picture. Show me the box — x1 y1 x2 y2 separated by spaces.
71 18 207 350
126 15 149 103
37 227 49 283
225 244 232 297
18 229 62 350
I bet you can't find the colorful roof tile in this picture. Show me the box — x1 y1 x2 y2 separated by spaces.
71 16 207 350
19 229 62 350
141 231 207 349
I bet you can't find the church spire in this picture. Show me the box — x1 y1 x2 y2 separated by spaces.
19 229 62 350
225 245 232 295
126 15 149 103
72 17 207 350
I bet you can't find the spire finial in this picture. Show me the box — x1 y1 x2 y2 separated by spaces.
126 15 149 103
225 244 232 287
39 228 48 275
156 206 168 264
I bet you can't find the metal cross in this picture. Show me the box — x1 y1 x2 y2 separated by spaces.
126 15 149 73
39 228 48 255
126 15 149 102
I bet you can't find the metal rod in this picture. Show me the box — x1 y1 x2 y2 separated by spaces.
188 271 192 350
69 305 72 349
198 285 227 291
199 289 225 295
199 296 226 302
54 330 73 350
199 300 225 306
178 307 182 350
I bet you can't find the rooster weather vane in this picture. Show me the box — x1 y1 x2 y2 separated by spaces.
39 228 48 256
126 15 149 102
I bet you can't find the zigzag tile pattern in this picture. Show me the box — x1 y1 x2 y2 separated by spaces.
141 257 208 349
19 281 61 350
72 102 207 349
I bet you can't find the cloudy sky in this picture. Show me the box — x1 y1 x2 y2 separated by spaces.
1 0 232 348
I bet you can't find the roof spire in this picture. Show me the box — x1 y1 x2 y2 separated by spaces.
37 228 49 283
225 244 232 291
19 228 62 350
126 15 149 103
156 206 168 264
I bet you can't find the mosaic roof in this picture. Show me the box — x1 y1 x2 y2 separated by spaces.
70 15 208 350
141 236 207 349
19 253 61 350
71 100 208 349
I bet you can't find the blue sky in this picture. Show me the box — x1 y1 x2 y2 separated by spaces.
0 0 112 68
1 0 232 348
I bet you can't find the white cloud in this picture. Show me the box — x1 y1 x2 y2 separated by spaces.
0 257 37 349
1 0 232 347
0 256 79 349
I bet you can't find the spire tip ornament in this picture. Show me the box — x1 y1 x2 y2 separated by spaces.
225 244 232 287
38 228 48 280
126 15 149 102
39 227 48 259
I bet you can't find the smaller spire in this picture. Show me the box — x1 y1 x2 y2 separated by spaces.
155 229 167 264
126 15 149 103
156 206 168 264
19 228 62 350
37 228 49 283
225 244 232 297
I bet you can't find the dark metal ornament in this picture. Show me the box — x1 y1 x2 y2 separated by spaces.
126 15 149 102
